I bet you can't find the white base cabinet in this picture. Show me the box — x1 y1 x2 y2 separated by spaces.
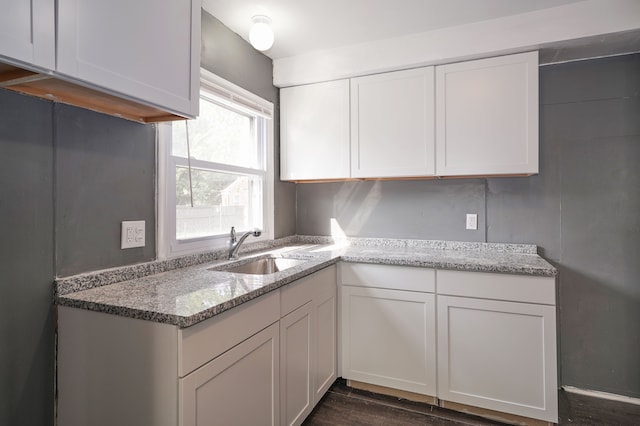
280 304 313 426
181 323 280 426
436 270 557 423
280 266 337 426
338 264 557 424
340 263 437 397
57 266 337 426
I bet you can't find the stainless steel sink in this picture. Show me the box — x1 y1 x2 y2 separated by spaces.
219 256 306 275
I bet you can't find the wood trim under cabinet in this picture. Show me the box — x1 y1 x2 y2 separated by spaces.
286 173 533 183
347 380 438 406
0 64 187 123
440 400 553 426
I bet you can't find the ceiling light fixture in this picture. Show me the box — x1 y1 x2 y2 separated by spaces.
249 15 274 51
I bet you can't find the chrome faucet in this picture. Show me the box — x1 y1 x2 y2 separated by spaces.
228 226 262 259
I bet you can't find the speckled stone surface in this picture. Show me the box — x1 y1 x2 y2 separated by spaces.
55 236 556 328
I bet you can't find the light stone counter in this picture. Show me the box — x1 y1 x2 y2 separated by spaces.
55 236 556 328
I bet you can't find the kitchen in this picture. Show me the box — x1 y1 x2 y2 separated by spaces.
1 1 639 425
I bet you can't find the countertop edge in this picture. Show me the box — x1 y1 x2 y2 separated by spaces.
56 258 340 327
54 237 557 328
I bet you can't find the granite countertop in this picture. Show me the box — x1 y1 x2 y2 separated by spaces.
55 236 557 328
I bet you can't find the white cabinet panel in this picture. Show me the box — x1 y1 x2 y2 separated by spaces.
437 295 557 422
340 262 435 292
351 67 435 178
436 52 538 176
437 269 555 305
280 265 337 417
341 286 437 396
280 303 313 426
280 80 350 180
57 307 179 426
0 0 54 69
56 0 199 117
313 286 337 400
180 290 280 376
181 323 280 426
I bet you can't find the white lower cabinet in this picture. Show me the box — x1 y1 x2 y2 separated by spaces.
340 263 437 397
280 266 337 426
313 282 338 400
339 264 557 424
280 303 313 426
436 270 558 423
57 266 337 426
181 323 280 426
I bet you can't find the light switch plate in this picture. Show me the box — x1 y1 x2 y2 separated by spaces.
466 214 478 230
121 220 145 249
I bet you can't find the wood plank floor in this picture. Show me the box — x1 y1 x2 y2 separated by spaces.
303 379 640 426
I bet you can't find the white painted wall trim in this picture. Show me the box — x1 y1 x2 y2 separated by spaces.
273 0 640 87
563 386 640 406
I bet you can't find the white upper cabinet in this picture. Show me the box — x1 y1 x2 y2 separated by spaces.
351 67 435 178
435 52 539 176
56 0 200 118
0 0 55 69
279 51 539 181
280 80 350 180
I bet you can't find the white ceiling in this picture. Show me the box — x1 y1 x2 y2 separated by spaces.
201 0 585 59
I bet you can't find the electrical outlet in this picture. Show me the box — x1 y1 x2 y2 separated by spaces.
121 220 145 249
466 214 478 230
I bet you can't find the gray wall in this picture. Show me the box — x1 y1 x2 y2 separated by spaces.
0 92 157 425
201 10 296 238
55 104 156 277
0 91 55 425
297 179 486 241
296 53 640 398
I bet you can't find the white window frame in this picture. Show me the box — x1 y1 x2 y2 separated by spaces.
157 68 274 259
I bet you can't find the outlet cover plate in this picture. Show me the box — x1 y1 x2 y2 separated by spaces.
466 214 478 230
121 220 145 249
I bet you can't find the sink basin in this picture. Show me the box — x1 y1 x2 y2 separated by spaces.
220 256 306 275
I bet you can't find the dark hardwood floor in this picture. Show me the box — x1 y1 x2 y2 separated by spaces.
303 380 640 426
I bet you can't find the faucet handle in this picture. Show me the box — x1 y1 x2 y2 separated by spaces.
230 226 237 243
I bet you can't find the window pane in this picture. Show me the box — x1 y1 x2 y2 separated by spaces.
175 166 262 240
172 98 260 169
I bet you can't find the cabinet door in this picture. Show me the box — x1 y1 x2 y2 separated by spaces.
313 281 337 401
181 323 280 426
280 303 313 426
351 67 435 178
341 286 436 396
56 0 199 118
435 52 538 176
0 0 54 69
280 80 350 180
437 295 557 422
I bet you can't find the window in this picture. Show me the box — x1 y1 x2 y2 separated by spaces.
158 69 274 258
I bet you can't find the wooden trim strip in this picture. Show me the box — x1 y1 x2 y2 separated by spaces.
346 380 438 405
